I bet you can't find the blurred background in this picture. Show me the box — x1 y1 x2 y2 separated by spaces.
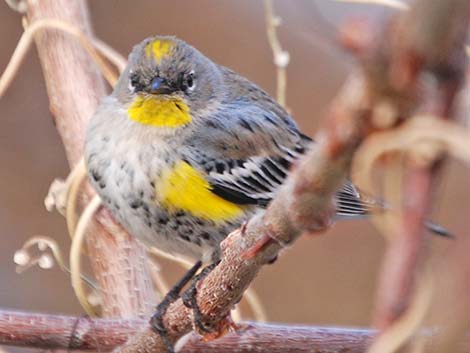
0 0 468 337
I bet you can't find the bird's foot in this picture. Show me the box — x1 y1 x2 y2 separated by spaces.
181 261 220 335
150 260 202 353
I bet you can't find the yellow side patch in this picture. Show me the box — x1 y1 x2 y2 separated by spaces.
145 40 173 63
157 161 244 222
128 96 192 128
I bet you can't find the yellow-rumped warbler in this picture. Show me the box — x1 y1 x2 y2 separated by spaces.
85 35 449 350
86 35 449 263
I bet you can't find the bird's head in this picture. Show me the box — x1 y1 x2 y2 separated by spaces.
114 36 222 131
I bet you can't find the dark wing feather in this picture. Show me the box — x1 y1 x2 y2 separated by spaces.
205 136 376 218
207 154 291 207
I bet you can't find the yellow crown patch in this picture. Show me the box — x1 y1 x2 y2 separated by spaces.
145 39 173 63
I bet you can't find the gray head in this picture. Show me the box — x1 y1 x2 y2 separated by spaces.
113 36 224 129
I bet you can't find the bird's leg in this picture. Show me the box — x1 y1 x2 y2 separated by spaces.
150 260 202 353
181 260 220 334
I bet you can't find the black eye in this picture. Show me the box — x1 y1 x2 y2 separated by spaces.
185 72 195 91
129 72 144 92
187 76 194 88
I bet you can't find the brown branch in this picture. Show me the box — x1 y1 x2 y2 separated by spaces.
25 0 156 317
4 309 470 353
0 310 374 352
0 309 395 352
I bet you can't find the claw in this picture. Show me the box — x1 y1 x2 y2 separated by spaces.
181 261 219 335
149 260 202 353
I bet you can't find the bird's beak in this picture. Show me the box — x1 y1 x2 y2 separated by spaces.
150 77 174 95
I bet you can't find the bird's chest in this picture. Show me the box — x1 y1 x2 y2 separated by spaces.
87 136 175 221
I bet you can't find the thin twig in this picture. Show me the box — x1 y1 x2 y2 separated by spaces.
14 236 97 289
0 19 119 98
244 287 268 322
333 0 409 10
263 0 289 107
91 38 127 73
70 195 102 316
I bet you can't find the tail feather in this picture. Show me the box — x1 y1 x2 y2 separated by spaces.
337 185 454 239
425 221 454 238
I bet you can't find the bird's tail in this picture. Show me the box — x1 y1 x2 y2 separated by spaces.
425 221 454 238
343 187 454 239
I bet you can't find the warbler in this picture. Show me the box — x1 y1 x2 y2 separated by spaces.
85 36 449 265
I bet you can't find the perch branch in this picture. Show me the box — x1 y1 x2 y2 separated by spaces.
2 309 470 353
0 309 375 353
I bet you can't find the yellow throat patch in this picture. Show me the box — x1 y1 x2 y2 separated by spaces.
157 161 244 222
145 39 173 63
128 96 192 128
